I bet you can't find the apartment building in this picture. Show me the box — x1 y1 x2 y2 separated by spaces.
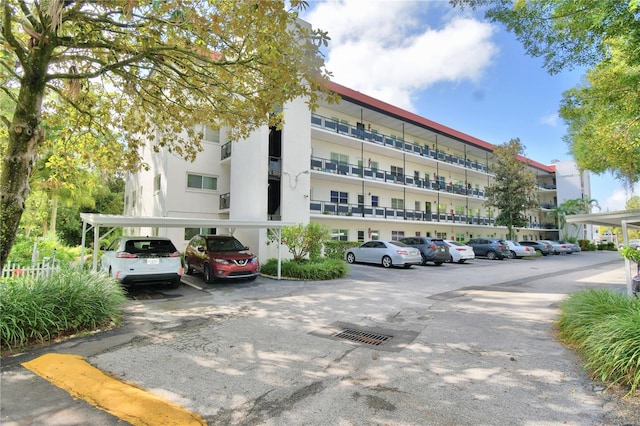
124 81 590 260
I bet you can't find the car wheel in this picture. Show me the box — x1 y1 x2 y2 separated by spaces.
458 259 466 264
508 250 516 259
346 252 356 264
486 251 497 260
535 249 543 256
448 255 454 263
381 255 392 268
168 277 181 289
420 253 428 266
203 263 215 284
184 257 194 275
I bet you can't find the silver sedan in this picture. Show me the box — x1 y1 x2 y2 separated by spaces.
344 240 422 268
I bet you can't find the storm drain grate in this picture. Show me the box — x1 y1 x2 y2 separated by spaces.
311 321 418 352
333 328 393 346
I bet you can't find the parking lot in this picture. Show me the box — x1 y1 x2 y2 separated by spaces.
127 250 615 303
3 250 635 426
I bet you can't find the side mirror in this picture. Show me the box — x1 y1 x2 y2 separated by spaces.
244 246 250 250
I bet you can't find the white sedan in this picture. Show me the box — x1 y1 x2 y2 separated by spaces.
504 240 537 259
443 240 475 263
344 240 422 268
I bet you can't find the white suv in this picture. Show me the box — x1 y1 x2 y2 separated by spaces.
101 237 183 288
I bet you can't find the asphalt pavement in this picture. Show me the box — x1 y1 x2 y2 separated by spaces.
1 251 636 425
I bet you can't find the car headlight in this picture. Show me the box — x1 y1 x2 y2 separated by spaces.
213 258 231 264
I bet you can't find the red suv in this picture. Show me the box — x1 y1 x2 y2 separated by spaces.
184 235 259 283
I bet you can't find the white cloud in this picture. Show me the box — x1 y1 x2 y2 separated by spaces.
540 113 559 127
303 0 498 111
595 180 640 212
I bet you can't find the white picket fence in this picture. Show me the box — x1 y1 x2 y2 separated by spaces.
1 259 61 279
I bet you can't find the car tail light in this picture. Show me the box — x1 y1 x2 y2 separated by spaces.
116 252 137 258
428 244 436 249
168 251 181 257
396 249 409 255
455 248 465 251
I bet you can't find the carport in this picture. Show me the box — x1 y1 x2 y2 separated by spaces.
79 213 296 280
567 209 640 295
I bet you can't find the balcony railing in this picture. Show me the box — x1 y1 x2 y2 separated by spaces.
219 193 230 210
309 200 556 229
310 156 486 197
311 113 490 174
221 142 232 160
269 156 281 177
309 200 495 225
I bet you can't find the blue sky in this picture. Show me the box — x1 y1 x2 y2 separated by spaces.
301 0 637 212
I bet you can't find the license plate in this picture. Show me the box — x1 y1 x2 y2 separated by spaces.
147 258 160 264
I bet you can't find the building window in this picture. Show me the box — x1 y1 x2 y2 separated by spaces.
332 229 348 241
197 125 220 143
455 205 465 215
390 166 404 177
415 201 421 211
153 175 161 193
184 227 216 240
391 230 404 240
330 152 349 165
371 195 379 207
187 173 217 191
415 231 421 236
330 190 348 204
357 230 365 242
391 198 404 209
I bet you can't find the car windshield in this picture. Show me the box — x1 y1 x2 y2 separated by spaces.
207 238 245 252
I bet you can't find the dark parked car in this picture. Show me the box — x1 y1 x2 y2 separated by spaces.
466 238 510 260
184 234 259 283
399 237 449 265
518 240 553 256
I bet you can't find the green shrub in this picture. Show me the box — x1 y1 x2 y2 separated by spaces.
557 289 640 395
7 234 84 266
0 267 127 351
578 239 596 251
267 223 331 262
260 258 349 280
596 241 617 251
324 240 361 260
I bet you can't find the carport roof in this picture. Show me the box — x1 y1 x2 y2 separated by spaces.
566 209 640 229
79 213 297 229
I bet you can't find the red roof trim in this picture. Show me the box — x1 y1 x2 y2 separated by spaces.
328 81 554 173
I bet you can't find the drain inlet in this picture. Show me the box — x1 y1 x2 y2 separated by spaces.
334 329 392 346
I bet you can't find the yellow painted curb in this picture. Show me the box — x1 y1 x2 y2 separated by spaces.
22 353 206 426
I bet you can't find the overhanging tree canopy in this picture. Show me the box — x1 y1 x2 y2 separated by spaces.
0 0 335 271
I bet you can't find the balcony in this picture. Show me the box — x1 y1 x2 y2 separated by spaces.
221 142 232 160
309 199 497 225
269 156 281 178
311 113 490 174
219 193 230 210
310 156 486 198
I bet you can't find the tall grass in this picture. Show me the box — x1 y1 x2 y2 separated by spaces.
0 267 127 351
557 289 640 395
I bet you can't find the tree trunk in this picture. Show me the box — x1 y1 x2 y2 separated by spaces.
0 73 48 273
49 197 58 236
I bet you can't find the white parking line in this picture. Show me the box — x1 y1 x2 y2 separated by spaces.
181 280 203 291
